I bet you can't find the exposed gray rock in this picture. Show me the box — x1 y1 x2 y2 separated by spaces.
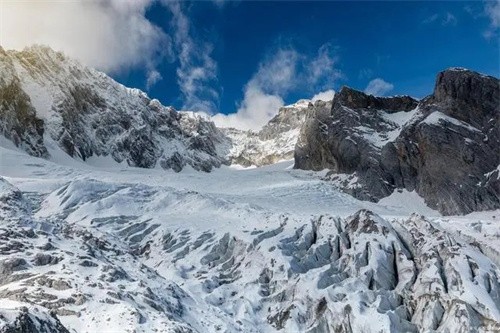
79 260 97 267
0 178 28 220
32 253 60 266
295 68 500 214
36 276 71 290
259 100 312 141
0 258 28 286
0 48 48 158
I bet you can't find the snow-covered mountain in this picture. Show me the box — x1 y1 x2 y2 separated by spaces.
0 45 230 172
0 46 499 333
221 99 332 167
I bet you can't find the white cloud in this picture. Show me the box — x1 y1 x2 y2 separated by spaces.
212 0 228 8
442 12 458 26
358 68 373 80
311 89 335 102
1 0 170 73
213 44 341 130
164 0 220 114
146 70 163 90
422 12 457 27
484 0 500 38
212 49 297 130
212 85 284 130
364 78 394 96
307 43 342 88
486 0 500 27
252 49 299 95
422 13 439 24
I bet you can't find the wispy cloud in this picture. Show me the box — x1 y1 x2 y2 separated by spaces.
213 44 341 130
311 90 335 102
2 0 171 74
163 0 220 114
212 49 295 130
251 49 300 95
358 68 374 80
307 43 342 88
364 78 394 96
146 70 163 90
422 12 457 27
484 0 500 39
422 13 439 25
442 12 458 26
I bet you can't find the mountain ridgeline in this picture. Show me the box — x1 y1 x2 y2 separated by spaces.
0 46 499 215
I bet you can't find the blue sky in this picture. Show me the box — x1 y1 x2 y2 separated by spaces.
110 0 499 124
3 0 499 129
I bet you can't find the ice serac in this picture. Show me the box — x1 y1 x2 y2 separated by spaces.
0 46 228 172
295 68 500 215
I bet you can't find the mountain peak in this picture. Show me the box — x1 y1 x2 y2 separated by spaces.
432 67 499 126
434 67 499 102
335 85 417 112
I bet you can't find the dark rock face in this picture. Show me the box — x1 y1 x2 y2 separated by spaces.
295 87 418 201
386 69 500 214
295 68 500 215
335 86 417 112
432 68 499 127
0 48 47 158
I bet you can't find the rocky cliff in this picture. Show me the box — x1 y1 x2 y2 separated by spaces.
295 68 500 215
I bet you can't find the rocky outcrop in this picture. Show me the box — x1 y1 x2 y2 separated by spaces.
385 69 500 214
295 88 418 201
295 68 500 215
0 305 70 333
258 100 313 141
